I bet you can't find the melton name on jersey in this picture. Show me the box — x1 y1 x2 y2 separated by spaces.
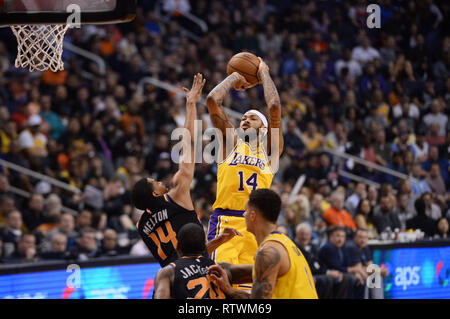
140 209 169 236
137 193 202 267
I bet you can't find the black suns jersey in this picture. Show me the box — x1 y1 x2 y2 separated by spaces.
137 193 202 267
170 256 226 299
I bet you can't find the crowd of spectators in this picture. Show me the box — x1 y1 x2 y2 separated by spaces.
0 0 448 298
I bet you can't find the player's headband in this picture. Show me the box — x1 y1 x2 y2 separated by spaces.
244 110 268 128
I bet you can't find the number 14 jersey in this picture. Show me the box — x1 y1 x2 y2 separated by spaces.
213 138 273 211
137 194 202 267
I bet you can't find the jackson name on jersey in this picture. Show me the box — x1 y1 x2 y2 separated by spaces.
178 261 209 279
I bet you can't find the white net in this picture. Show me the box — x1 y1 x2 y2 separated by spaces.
10 24 70 72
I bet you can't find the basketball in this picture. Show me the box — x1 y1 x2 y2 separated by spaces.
226 52 261 87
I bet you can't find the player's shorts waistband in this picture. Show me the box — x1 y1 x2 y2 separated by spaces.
208 209 245 253
212 208 245 217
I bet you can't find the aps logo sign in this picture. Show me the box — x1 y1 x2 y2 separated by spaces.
394 266 420 291
393 260 448 291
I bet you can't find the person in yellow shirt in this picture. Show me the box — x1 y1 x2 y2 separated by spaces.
0 120 18 154
301 122 324 151
206 58 283 278
372 89 390 126
18 114 48 158
208 189 318 299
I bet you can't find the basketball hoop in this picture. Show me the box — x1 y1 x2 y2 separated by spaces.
10 24 70 72
0 0 136 73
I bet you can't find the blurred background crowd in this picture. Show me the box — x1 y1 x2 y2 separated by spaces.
0 0 448 297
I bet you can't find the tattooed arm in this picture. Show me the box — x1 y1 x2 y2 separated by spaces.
206 72 250 159
218 262 253 284
257 58 284 158
206 72 250 134
250 243 281 299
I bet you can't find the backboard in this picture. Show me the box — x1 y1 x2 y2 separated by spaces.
0 0 137 26
0 0 137 72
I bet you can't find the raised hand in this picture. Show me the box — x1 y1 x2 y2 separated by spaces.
257 57 270 83
232 72 252 91
218 227 243 244
183 73 206 103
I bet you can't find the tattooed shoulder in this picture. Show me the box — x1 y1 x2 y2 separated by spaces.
255 245 281 276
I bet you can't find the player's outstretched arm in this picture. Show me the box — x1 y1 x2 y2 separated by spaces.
154 265 175 299
170 74 205 209
219 262 253 284
257 58 284 157
206 227 243 255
